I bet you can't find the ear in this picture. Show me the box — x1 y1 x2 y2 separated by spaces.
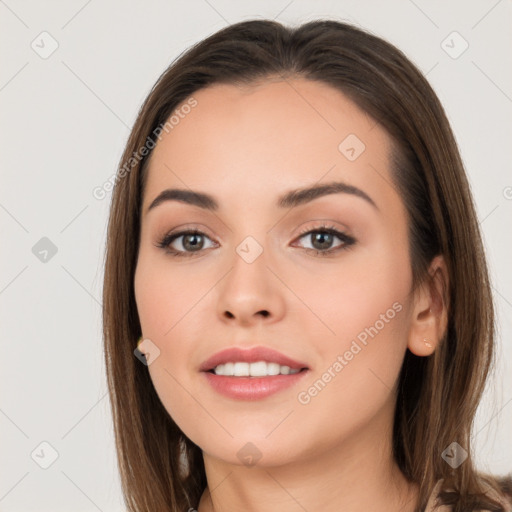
407 255 449 356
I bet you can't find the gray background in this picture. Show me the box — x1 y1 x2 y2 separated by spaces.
1 1 511 510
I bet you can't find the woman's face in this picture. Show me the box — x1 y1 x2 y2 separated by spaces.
134 78 416 467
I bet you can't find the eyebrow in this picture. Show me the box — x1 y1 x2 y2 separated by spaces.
145 180 377 214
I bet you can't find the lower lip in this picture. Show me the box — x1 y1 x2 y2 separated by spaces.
202 370 309 400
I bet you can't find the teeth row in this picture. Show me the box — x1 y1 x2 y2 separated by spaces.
213 361 301 377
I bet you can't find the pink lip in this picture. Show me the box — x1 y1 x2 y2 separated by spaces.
199 346 308 372
199 346 310 401
203 371 309 400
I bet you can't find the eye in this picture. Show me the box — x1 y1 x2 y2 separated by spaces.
155 224 356 258
293 225 356 256
155 230 217 257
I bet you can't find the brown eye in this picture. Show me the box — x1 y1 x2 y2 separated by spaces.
156 230 216 257
308 232 336 251
294 226 356 256
179 233 205 252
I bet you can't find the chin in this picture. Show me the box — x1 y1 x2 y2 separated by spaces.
201 438 303 469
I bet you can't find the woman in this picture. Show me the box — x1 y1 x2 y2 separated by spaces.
102 19 512 511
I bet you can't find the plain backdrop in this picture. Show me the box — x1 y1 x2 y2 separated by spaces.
1 1 511 510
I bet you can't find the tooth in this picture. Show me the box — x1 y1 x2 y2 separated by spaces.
233 362 250 376
267 362 280 375
280 365 291 375
212 361 303 376
249 361 268 377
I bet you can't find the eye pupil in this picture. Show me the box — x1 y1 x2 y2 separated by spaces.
312 232 333 250
183 234 203 251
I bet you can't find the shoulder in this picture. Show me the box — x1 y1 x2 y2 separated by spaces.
425 475 512 512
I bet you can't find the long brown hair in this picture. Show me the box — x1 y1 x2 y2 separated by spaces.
102 19 511 511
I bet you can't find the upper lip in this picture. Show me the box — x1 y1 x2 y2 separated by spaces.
199 346 309 372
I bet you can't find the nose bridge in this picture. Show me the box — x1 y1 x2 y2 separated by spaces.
235 234 266 266
215 229 284 324
229 232 270 300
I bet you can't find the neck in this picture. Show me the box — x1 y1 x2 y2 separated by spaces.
196 411 418 512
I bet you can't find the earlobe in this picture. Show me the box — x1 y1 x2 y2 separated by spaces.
407 255 449 357
137 335 146 356
408 325 438 357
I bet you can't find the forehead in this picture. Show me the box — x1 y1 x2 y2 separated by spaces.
142 78 396 213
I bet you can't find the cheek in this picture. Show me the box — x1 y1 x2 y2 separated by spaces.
134 251 223 418
134 250 211 339
288 241 412 349
291 298 410 454
291 242 412 412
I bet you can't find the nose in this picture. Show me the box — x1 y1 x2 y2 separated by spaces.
216 241 285 327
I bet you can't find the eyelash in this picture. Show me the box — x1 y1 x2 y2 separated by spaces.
155 224 356 258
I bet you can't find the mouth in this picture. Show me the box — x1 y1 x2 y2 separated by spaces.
200 346 310 400
206 361 308 377
200 345 309 374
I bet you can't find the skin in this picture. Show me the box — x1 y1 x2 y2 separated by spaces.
134 78 448 512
